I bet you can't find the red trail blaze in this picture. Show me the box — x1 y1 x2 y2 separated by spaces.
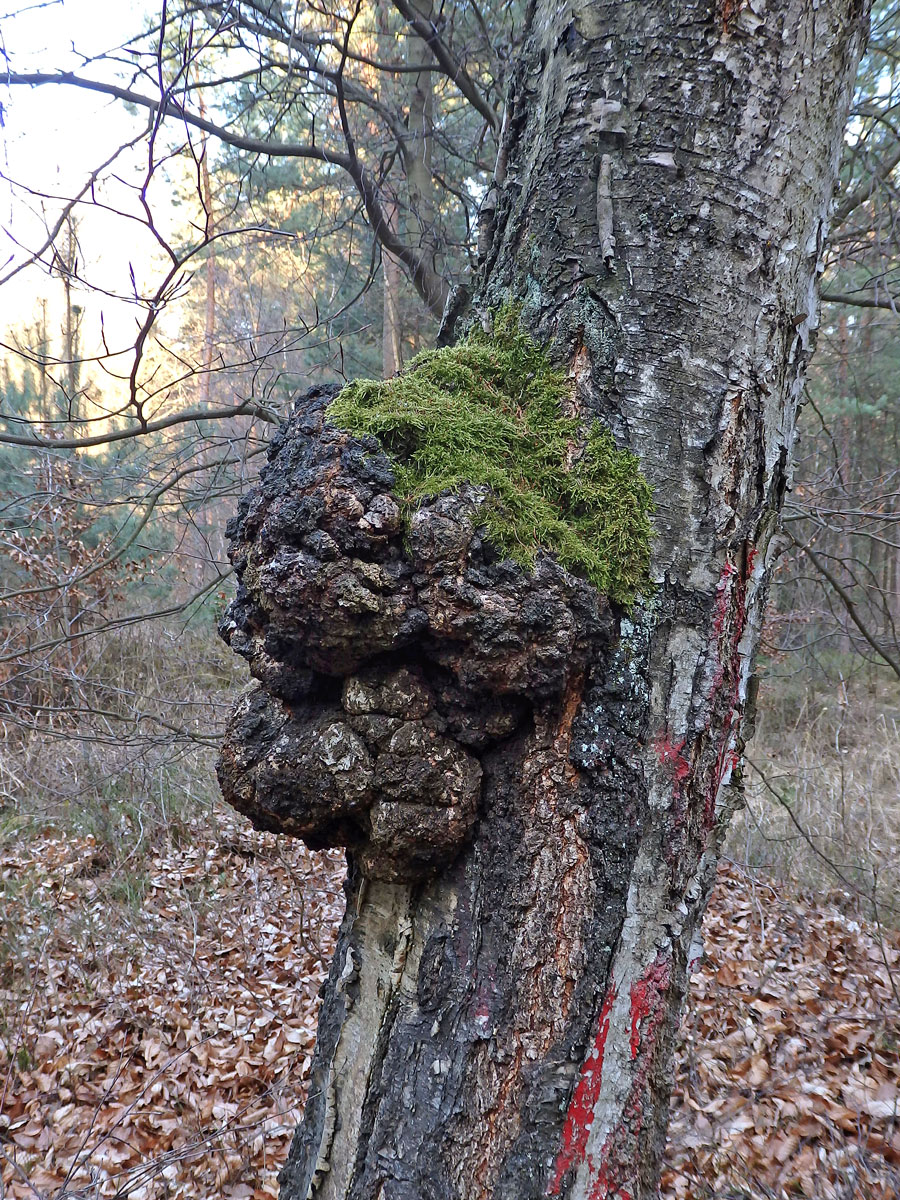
581 955 672 1200
654 736 690 786
704 549 756 827
629 957 672 1060
547 985 617 1195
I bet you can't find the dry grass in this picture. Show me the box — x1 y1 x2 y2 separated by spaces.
731 662 900 926
0 620 235 827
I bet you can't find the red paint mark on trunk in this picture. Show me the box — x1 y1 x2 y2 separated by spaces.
703 547 757 829
660 549 759 848
712 558 737 637
705 742 742 827
546 985 616 1195
654 736 690 784
720 0 746 34
629 957 671 1060
587 1164 634 1200
587 954 673 1199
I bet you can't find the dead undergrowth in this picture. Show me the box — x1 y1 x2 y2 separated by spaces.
732 663 900 926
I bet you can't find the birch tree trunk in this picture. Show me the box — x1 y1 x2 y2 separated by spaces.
219 1 869 1197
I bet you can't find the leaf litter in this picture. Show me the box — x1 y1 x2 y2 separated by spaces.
1 812 343 1199
663 861 900 1200
1 812 897 1199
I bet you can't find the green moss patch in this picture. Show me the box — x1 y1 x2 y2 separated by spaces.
327 308 653 606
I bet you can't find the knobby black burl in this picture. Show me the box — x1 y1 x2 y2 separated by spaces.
218 385 622 883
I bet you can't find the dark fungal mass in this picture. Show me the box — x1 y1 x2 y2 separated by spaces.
217 382 619 881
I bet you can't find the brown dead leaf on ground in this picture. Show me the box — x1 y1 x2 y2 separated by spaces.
2 813 898 1199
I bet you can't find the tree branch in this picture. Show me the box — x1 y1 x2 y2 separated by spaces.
0 400 279 450
5 71 353 165
11 68 450 314
832 141 900 225
821 290 900 310
390 0 499 132
786 530 900 680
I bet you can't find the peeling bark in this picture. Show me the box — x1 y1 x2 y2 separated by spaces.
218 1 869 1197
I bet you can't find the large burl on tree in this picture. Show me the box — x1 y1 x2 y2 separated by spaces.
217 389 607 880
217 322 664 1197
218 321 652 883
217 0 870 1196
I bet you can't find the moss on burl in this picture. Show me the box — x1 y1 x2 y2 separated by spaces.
327 306 653 607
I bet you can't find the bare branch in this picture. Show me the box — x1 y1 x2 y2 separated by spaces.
390 0 499 132
4 71 353 165
786 530 900 680
832 140 900 225
821 290 900 310
0 399 279 450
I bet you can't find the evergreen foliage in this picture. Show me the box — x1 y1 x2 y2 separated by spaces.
328 308 654 605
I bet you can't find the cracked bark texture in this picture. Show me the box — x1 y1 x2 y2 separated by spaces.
217 1 869 1197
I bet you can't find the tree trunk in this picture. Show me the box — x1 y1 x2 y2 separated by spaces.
382 199 403 378
218 1 868 1197
406 7 437 291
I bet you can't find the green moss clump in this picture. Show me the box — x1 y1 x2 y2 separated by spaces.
327 307 653 606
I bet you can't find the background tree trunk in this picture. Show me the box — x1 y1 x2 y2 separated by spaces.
261 1 869 1197
382 199 404 378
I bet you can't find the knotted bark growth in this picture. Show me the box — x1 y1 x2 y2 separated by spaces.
218 386 612 882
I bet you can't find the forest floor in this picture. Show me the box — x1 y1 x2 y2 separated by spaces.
1 804 898 1200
